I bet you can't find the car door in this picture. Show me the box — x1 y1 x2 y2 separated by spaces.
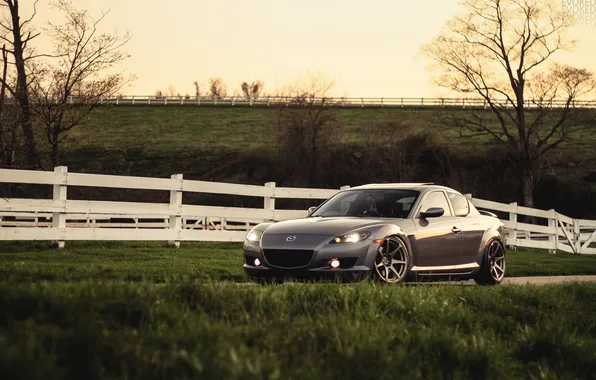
447 192 485 264
411 190 463 267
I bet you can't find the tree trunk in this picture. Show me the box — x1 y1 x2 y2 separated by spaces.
522 173 534 208
521 165 535 209
51 141 59 167
9 0 39 169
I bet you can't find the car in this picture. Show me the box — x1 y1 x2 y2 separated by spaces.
243 183 506 285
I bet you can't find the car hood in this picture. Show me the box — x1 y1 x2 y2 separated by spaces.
263 217 401 236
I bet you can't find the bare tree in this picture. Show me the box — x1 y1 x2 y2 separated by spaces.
31 0 132 167
193 80 201 97
166 84 177 97
0 43 18 167
274 74 343 186
0 0 42 168
208 77 227 99
422 0 595 208
240 80 264 99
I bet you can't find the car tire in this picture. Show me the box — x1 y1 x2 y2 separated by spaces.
474 239 506 285
373 236 410 284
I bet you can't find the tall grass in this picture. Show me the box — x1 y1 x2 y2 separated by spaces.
1 281 595 379
2 242 596 283
1 242 596 378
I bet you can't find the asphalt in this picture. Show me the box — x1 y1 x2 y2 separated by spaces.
427 275 596 286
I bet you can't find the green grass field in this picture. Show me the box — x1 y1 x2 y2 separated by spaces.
72 105 596 156
1 242 596 379
2 242 596 282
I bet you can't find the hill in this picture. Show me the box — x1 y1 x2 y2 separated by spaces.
50 105 596 217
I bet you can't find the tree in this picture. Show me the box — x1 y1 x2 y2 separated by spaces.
273 74 343 186
0 0 42 168
240 80 264 99
0 43 18 167
193 80 201 97
166 84 177 97
30 0 132 167
208 77 227 98
422 0 595 208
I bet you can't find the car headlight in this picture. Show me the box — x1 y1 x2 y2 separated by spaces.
330 231 371 244
246 229 263 242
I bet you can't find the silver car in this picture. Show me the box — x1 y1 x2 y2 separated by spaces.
243 183 506 285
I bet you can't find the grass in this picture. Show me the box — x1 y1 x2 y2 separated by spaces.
1 242 596 378
1 280 595 379
2 241 596 283
70 105 596 158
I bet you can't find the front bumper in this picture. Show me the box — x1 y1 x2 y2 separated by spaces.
243 236 378 281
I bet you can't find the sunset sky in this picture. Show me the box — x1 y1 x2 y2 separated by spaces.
27 0 596 98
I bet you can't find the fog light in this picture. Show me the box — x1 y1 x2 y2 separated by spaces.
254 258 261 267
330 259 340 268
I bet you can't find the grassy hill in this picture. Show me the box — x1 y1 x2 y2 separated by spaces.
43 105 596 217
69 105 596 154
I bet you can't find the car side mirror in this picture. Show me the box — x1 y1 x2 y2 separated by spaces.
420 207 444 218
307 206 317 216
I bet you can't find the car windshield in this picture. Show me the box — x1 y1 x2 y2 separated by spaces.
311 189 419 218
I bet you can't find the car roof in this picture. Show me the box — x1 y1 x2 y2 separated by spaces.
345 183 459 193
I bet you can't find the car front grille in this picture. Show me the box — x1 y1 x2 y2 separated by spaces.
262 249 314 268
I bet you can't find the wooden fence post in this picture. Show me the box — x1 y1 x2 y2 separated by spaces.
574 219 581 254
264 182 276 221
509 202 517 249
52 166 68 248
169 174 183 247
548 209 557 254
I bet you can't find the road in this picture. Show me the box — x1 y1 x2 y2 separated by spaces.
502 275 596 285
427 275 596 286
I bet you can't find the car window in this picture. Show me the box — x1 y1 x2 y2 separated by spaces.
311 190 419 218
418 191 452 216
339 192 359 214
448 192 469 217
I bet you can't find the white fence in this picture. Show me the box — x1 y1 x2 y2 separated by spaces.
77 95 596 109
0 167 595 254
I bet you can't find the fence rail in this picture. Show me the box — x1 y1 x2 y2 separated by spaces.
0 167 595 254
106 96 596 109
10 95 595 109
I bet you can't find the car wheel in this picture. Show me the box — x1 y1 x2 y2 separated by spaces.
474 240 506 285
374 236 410 284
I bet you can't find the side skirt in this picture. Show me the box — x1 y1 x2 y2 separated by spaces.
411 262 479 277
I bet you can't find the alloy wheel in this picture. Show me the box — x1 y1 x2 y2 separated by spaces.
488 240 506 282
374 237 408 283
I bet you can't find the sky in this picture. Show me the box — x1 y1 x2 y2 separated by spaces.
24 0 596 98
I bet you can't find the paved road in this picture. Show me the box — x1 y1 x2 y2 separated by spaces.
503 275 596 285
426 275 596 286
